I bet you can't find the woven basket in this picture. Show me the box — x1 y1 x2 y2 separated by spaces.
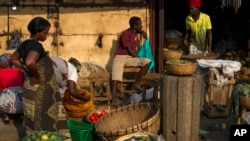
163 49 183 61
165 38 184 49
165 60 197 75
115 132 148 141
94 102 160 141
181 53 219 60
239 95 250 110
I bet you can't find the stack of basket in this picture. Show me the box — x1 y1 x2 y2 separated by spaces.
163 37 195 75
163 37 184 61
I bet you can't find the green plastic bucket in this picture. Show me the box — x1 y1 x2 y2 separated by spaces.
67 120 94 141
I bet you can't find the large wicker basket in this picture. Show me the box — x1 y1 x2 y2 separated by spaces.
239 95 250 110
165 60 197 75
163 49 183 61
94 102 160 141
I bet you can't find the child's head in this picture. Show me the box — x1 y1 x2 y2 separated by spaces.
27 17 51 41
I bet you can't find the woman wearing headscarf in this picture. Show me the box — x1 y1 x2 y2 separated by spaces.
50 57 95 118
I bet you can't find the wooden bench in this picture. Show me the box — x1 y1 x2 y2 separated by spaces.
117 67 141 96
87 72 111 104
141 73 162 103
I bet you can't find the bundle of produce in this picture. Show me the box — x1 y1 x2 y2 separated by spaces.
165 60 197 75
22 130 64 141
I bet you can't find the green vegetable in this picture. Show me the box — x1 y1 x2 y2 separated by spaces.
168 60 192 64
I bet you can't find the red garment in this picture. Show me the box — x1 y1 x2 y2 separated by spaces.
0 68 24 91
115 29 138 56
189 0 201 8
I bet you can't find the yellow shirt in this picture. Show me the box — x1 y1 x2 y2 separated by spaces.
185 12 212 51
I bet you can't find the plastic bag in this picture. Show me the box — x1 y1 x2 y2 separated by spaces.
138 38 155 71
0 86 23 114
129 88 154 104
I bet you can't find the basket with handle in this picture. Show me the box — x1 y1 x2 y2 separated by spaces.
94 102 160 141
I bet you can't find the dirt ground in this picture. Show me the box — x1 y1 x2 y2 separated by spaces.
0 102 233 141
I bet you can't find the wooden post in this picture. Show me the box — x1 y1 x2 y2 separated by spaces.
161 74 201 141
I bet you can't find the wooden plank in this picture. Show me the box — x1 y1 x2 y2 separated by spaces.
191 76 202 141
162 75 178 141
161 75 201 141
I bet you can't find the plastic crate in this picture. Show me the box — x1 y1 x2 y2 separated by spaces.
67 120 94 141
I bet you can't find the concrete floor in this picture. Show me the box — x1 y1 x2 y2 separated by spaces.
0 110 233 141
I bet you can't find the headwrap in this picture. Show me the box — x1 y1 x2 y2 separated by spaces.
189 0 202 8
68 57 82 73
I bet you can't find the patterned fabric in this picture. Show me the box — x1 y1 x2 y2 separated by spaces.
62 89 95 118
189 43 208 54
0 53 14 67
22 54 70 137
185 12 212 51
0 86 23 114
50 57 78 97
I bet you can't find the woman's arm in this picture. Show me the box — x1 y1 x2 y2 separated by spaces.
10 51 23 68
67 80 91 101
184 30 190 47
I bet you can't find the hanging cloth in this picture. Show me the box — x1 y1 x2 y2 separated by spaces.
137 38 155 71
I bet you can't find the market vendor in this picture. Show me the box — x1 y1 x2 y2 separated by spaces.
183 0 213 54
50 56 95 118
10 17 95 136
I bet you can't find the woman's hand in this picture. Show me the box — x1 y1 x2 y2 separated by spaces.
80 95 91 101
29 76 43 86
